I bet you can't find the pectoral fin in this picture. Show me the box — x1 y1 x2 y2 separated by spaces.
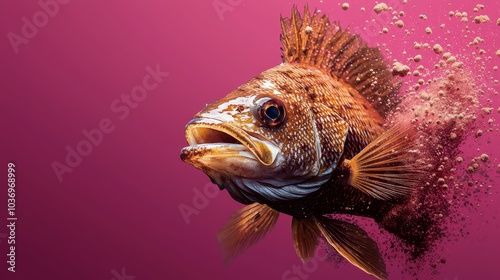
292 217 321 262
344 124 421 201
314 216 387 280
217 203 279 263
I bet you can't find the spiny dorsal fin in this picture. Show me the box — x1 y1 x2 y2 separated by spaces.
280 5 400 116
217 203 279 263
344 124 422 201
314 216 388 280
292 217 321 262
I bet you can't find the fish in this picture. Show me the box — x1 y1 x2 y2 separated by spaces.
180 5 425 280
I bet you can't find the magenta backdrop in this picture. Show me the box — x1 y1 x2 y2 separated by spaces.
1 0 499 279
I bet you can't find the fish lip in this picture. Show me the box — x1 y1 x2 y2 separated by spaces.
181 118 279 166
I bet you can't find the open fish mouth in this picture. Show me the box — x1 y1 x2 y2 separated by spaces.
180 118 280 167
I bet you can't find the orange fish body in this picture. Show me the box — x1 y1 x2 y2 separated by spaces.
181 6 422 280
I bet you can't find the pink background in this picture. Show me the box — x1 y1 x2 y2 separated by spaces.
0 0 499 279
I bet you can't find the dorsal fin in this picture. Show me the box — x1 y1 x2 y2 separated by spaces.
280 5 400 116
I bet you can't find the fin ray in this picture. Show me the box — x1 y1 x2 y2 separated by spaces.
314 216 388 280
217 203 279 263
280 6 400 116
292 217 321 262
344 124 422 201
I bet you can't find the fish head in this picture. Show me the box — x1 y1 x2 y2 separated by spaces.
181 65 347 204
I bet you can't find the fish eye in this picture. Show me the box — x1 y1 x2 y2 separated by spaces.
255 98 286 128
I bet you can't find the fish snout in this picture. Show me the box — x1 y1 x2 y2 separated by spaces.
181 119 281 170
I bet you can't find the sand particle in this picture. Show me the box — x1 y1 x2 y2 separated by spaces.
480 154 489 162
374 3 389 14
392 61 410 77
482 107 493 114
452 62 463 69
474 15 490 24
472 37 484 45
342 3 349 10
425 27 432 34
446 56 456 64
433 44 443 54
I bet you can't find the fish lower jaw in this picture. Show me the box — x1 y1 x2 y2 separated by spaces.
181 143 253 162
180 143 261 172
